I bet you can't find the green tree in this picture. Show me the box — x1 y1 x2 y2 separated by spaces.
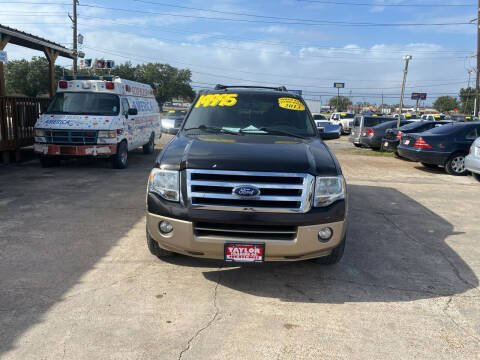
433 95 458 113
111 62 195 108
328 96 352 111
459 87 475 114
5 56 64 97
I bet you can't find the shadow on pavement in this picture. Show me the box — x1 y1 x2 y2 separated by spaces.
0 149 158 355
202 184 478 303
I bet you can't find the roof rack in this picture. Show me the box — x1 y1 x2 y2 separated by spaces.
214 84 288 92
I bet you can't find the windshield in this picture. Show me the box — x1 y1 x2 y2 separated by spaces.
400 122 431 131
313 114 326 120
46 92 120 116
364 117 391 127
166 111 186 119
184 93 316 137
340 113 355 119
423 123 457 135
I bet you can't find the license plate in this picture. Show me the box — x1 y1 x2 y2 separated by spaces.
225 244 264 263
60 147 77 155
384 141 389 147
404 139 410 145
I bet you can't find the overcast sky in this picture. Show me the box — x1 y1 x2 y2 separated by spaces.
0 0 477 105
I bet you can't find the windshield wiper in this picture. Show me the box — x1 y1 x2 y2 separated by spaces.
183 125 242 135
253 127 307 139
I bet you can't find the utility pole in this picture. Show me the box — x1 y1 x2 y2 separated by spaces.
69 0 79 75
475 0 480 116
398 55 412 128
381 89 384 114
466 69 473 114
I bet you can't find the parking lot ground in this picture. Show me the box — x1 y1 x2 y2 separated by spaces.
1 136 480 360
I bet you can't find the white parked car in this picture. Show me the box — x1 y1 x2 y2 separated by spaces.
465 137 480 182
330 112 355 134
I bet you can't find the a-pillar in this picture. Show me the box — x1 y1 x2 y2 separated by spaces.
0 34 11 97
43 47 59 98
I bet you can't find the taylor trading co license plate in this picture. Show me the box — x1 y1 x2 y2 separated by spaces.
225 244 264 263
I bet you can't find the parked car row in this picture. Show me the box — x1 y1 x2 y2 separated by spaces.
348 117 480 179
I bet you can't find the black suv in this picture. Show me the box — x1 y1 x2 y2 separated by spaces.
146 85 347 264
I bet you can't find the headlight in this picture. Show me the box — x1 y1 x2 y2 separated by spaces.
162 119 175 129
98 130 117 138
35 129 45 137
314 175 345 207
148 168 180 202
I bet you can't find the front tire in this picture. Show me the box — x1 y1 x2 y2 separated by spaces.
445 154 467 176
147 228 174 259
143 134 155 155
314 234 346 265
473 172 480 182
111 141 128 169
353 144 362 148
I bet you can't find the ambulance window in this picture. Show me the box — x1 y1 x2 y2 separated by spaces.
121 98 130 115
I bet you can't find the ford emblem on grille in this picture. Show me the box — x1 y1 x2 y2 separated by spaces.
232 185 261 198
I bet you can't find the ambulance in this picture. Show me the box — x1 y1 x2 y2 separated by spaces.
34 75 162 169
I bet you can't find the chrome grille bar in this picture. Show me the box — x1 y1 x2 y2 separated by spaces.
186 169 314 213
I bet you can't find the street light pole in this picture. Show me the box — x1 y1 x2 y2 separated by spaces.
398 55 412 128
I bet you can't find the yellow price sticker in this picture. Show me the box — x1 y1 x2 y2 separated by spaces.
195 93 238 108
340 113 346 116
169 110 175 113
434 115 440 118
278 97 305 111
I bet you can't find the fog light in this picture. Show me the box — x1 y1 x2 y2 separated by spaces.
159 220 173 234
318 227 333 242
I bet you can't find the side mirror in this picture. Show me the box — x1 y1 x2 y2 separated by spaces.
170 128 179 135
128 108 138 116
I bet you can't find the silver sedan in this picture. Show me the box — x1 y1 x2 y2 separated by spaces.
465 137 480 182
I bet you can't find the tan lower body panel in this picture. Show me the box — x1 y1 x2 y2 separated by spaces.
146 213 347 262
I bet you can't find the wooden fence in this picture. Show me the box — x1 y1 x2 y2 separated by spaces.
0 97 50 153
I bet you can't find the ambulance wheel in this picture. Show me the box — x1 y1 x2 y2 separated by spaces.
40 156 60 168
143 134 155 154
146 228 174 258
112 141 128 169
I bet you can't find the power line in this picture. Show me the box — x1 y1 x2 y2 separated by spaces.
84 45 468 93
77 15 475 56
73 3 475 27
295 0 473 7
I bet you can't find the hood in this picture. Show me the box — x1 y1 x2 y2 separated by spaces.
35 114 121 130
157 134 339 176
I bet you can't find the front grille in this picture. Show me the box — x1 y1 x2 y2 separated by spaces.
186 169 314 212
45 130 98 145
194 222 297 241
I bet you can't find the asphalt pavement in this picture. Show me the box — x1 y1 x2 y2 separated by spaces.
0 136 479 359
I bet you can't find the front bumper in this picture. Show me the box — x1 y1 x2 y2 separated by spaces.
162 127 179 135
34 143 117 157
320 132 340 140
147 213 346 261
465 154 480 174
